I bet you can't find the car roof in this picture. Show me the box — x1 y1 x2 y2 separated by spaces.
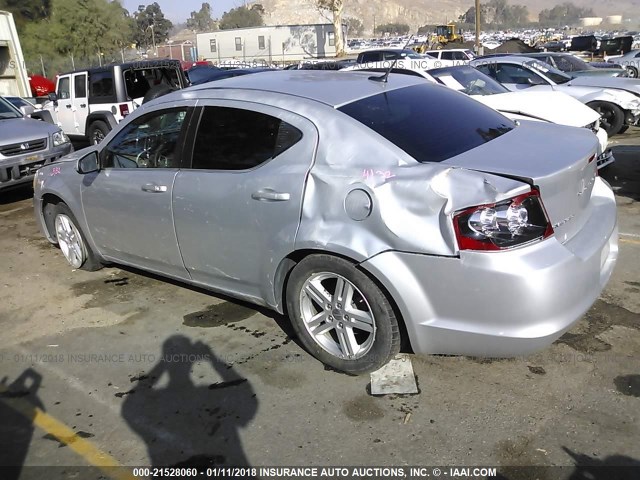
58 59 182 77
473 56 537 64
180 70 428 108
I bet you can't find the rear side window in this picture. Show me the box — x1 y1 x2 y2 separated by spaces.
74 74 87 98
192 106 302 170
89 71 115 101
338 83 513 163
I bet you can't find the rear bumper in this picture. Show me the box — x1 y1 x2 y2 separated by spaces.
360 177 618 357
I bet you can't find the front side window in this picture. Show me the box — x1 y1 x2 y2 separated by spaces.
102 109 188 169
191 106 302 170
430 65 509 95
481 63 547 86
339 83 514 163
57 77 70 100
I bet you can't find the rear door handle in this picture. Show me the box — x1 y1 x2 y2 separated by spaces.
80 103 87 108
141 183 168 193
251 189 290 202
65 104 72 109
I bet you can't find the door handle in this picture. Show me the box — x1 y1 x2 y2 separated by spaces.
80 103 87 108
141 183 168 193
65 104 72 109
251 189 290 202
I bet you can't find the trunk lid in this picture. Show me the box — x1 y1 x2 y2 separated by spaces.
443 120 599 244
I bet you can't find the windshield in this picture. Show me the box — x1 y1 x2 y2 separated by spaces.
0 96 23 119
338 83 514 163
525 60 572 84
430 66 509 95
555 54 591 71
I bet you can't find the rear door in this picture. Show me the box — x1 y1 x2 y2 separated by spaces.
172 102 318 304
72 72 89 135
81 104 195 278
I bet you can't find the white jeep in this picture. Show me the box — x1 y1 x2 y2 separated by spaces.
44 59 188 144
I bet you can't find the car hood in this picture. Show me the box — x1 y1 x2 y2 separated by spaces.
475 90 599 127
567 76 640 95
443 120 600 245
0 117 61 144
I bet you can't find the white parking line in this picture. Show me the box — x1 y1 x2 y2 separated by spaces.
620 232 640 238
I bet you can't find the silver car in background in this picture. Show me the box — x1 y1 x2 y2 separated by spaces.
33 71 618 374
0 95 72 191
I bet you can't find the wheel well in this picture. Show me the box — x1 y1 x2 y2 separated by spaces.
41 193 64 239
275 249 413 353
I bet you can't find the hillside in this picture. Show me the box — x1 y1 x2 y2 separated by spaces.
255 0 640 33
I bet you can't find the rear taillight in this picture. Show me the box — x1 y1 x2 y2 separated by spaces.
119 104 130 117
453 188 553 251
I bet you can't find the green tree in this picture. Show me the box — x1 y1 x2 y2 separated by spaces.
186 2 217 32
539 2 595 26
0 0 51 32
344 17 363 36
315 0 345 56
133 2 173 49
219 5 264 30
375 23 410 35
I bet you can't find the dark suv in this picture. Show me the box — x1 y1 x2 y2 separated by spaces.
44 59 188 144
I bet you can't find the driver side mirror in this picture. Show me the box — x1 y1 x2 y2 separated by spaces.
77 151 99 174
47 92 58 106
19 105 35 117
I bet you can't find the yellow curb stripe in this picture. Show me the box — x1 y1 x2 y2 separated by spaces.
0 388 135 480
620 238 640 246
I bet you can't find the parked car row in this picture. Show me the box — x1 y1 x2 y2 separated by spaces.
31 69 618 375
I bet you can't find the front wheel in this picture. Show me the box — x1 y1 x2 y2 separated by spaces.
49 203 103 271
626 66 638 78
587 101 624 136
285 254 401 374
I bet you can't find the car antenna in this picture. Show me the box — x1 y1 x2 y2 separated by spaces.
369 35 415 83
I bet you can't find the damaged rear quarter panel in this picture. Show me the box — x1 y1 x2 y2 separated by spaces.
294 112 530 260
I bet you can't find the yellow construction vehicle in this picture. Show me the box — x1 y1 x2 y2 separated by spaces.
433 23 462 48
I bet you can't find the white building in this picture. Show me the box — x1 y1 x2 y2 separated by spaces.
196 24 346 65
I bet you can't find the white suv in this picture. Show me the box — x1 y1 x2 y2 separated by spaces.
44 59 188 144
425 49 475 64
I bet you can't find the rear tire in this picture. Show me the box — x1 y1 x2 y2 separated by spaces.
285 254 400 375
87 120 110 145
588 101 624 136
47 202 102 271
626 66 638 78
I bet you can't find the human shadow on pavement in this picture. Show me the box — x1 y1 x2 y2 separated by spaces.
495 447 640 480
121 335 258 468
0 368 45 480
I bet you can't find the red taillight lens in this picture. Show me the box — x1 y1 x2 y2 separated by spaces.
119 104 130 117
453 188 554 251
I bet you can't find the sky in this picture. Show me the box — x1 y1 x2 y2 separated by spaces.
121 0 250 23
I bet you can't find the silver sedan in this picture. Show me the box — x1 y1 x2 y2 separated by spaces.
33 71 618 374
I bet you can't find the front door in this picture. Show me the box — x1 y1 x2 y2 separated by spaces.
172 102 318 304
81 105 194 278
55 75 75 134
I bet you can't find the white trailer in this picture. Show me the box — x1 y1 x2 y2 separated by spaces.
0 10 30 97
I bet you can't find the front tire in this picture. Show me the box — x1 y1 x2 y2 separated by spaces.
49 203 102 271
588 101 624 136
626 66 638 78
285 254 400 374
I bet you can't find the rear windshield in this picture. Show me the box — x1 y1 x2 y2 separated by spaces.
338 83 514 163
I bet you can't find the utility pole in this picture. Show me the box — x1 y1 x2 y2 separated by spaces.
475 0 481 55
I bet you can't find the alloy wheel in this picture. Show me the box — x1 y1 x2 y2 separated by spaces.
55 214 85 268
299 272 376 360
